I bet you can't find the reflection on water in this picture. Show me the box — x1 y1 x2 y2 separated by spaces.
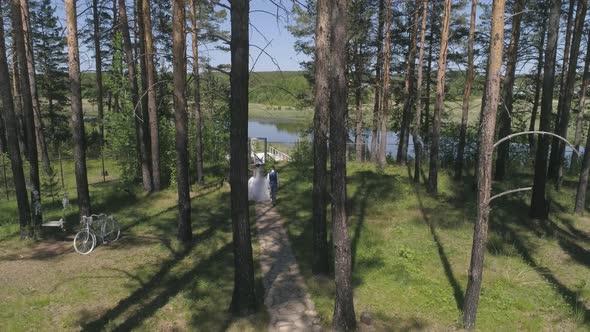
248 118 308 144
248 118 583 163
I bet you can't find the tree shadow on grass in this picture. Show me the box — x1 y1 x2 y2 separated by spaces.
490 198 590 325
79 183 268 331
408 165 464 311
81 207 238 332
348 170 400 274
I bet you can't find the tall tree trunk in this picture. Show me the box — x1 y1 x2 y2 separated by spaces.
462 0 505 328
529 14 547 155
530 0 562 220
119 0 153 192
229 0 256 315
354 45 364 162
11 36 27 157
423 9 435 143
378 0 392 167
397 0 420 164
330 0 356 327
494 0 526 181
11 0 42 236
572 29 590 168
370 0 385 163
0 115 6 154
142 0 161 190
0 6 31 239
92 0 104 157
454 0 477 180
189 0 204 185
412 0 428 183
137 0 151 183
65 0 91 219
20 0 50 174
548 0 575 180
574 108 590 214
426 0 451 194
312 0 330 275
553 0 587 189
172 0 192 244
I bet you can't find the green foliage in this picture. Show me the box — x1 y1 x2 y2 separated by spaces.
199 68 230 164
277 162 590 331
159 117 176 186
41 168 60 204
104 34 138 185
290 133 313 177
30 0 71 152
249 72 311 107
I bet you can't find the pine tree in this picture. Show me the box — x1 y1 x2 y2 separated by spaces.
0 3 32 239
30 0 70 153
229 0 257 315
462 0 506 327
64 0 92 218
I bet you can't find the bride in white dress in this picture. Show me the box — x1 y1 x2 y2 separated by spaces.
248 165 270 202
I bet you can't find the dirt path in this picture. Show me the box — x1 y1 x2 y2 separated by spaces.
255 203 322 332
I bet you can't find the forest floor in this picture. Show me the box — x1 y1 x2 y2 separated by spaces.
277 161 590 331
0 159 589 331
0 164 268 331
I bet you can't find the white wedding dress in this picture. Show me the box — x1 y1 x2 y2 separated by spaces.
248 168 270 202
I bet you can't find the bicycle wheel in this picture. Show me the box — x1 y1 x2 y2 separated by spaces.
101 216 120 243
73 229 96 255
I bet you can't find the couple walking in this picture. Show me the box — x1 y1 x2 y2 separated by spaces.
248 164 279 205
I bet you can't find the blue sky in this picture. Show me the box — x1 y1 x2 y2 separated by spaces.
50 0 309 72
206 0 311 71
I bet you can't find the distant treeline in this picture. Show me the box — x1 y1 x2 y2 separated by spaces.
80 71 311 107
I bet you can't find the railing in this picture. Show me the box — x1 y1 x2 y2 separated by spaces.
268 145 292 162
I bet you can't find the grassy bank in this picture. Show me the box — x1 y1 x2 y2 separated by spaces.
276 162 590 331
0 165 267 331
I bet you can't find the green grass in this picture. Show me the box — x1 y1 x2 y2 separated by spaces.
0 163 268 331
249 103 313 122
276 161 590 331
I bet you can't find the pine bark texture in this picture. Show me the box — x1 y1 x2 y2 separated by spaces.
454 0 477 180
118 0 153 192
548 0 575 180
494 0 525 181
20 0 50 174
397 0 420 164
575 112 590 214
312 0 330 275
92 0 104 152
354 46 364 162
229 0 257 315
529 14 547 154
378 0 392 167
142 0 161 190
462 0 505 328
65 0 91 218
0 8 31 239
330 0 356 327
172 0 192 244
530 0 562 220
190 0 204 185
427 0 451 194
423 7 436 142
572 29 590 168
370 0 384 163
137 0 151 188
412 0 428 183
550 0 587 189
12 0 43 233
11 38 27 157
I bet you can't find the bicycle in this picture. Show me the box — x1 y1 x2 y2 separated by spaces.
73 213 120 255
